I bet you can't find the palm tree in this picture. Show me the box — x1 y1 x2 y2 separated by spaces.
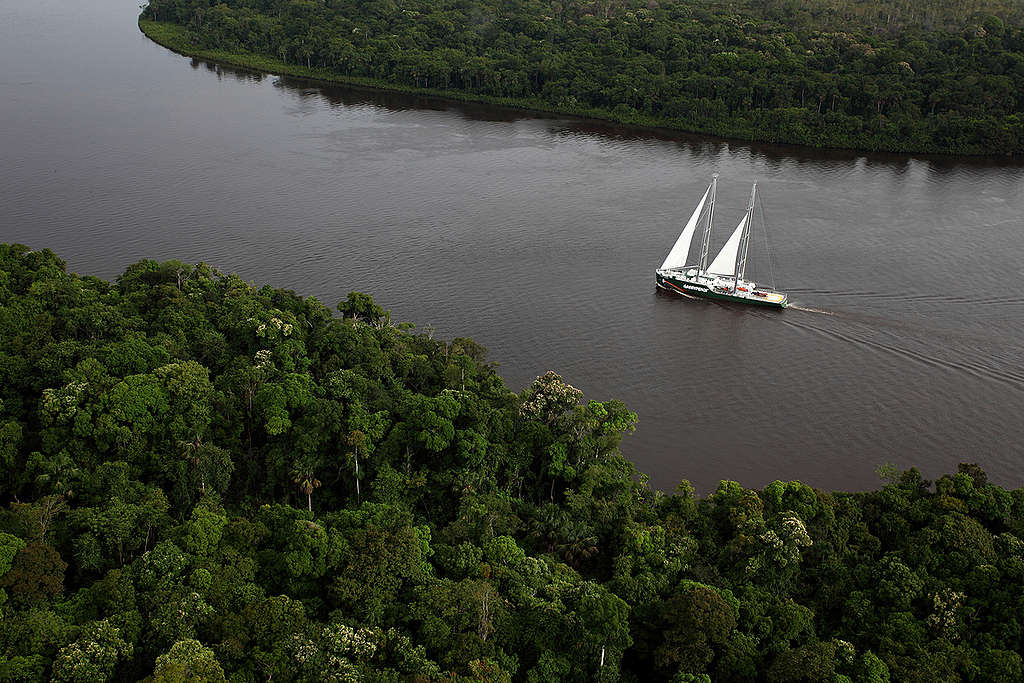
291 458 321 512
557 521 600 569
179 436 205 494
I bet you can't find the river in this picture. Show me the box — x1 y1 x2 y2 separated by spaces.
3 0 1024 492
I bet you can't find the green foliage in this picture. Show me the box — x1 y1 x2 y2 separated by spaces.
0 532 26 577
140 0 1024 155
152 639 226 682
0 542 67 609
3 245 1024 680
0 531 25 610
337 291 385 324
853 650 891 683
766 640 838 681
50 620 132 683
648 581 739 675
181 498 227 558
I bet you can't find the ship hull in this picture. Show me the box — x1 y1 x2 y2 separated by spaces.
657 273 787 309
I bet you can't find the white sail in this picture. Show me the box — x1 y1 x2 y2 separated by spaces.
705 214 748 276
659 185 711 270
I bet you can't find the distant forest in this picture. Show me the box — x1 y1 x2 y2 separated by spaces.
139 0 1024 154
4 242 1024 681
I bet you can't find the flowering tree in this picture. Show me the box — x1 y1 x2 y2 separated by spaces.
51 620 132 683
153 639 226 682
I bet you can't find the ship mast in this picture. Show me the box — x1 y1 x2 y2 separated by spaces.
696 174 718 277
732 183 756 293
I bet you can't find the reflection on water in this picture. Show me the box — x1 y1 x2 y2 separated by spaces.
3 0 1024 493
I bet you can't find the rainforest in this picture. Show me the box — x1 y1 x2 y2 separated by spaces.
2 243 1024 681
139 0 1024 155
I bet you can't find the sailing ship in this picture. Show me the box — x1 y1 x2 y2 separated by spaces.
655 174 787 308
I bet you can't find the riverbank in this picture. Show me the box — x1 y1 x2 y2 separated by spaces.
137 20 630 125
139 19 1008 158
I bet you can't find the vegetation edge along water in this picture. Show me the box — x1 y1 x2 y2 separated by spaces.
139 0 1024 159
137 17 786 150
139 19 674 137
138 16 1022 158
3 242 1024 681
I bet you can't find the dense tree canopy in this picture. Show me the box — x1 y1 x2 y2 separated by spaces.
3 242 1024 680
140 0 1024 154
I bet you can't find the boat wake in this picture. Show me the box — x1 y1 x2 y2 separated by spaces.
785 288 1024 307
776 315 1024 394
787 304 834 316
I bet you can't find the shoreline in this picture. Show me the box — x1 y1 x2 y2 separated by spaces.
138 19 1018 160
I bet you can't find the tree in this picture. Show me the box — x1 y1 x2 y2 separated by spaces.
337 292 385 325
651 582 738 676
520 371 582 424
852 651 891 683
292 622 380 682
400 392 460 453
331 509 430 625
0 405 23 497
0 532 26 578
182 498 228 558
68 479 171 573
766 640 838 682
153 639 227 683
340 406 388 504
0 532 26 609
0 542 67 608
51 620 133 683
155 361 214 443
291 455 322 512
8 495 67 543
577 581 633 676
346 430 367 504
94 373 170 461
177 440 233 498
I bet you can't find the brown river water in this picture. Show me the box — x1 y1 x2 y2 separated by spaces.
3 0 1024 492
